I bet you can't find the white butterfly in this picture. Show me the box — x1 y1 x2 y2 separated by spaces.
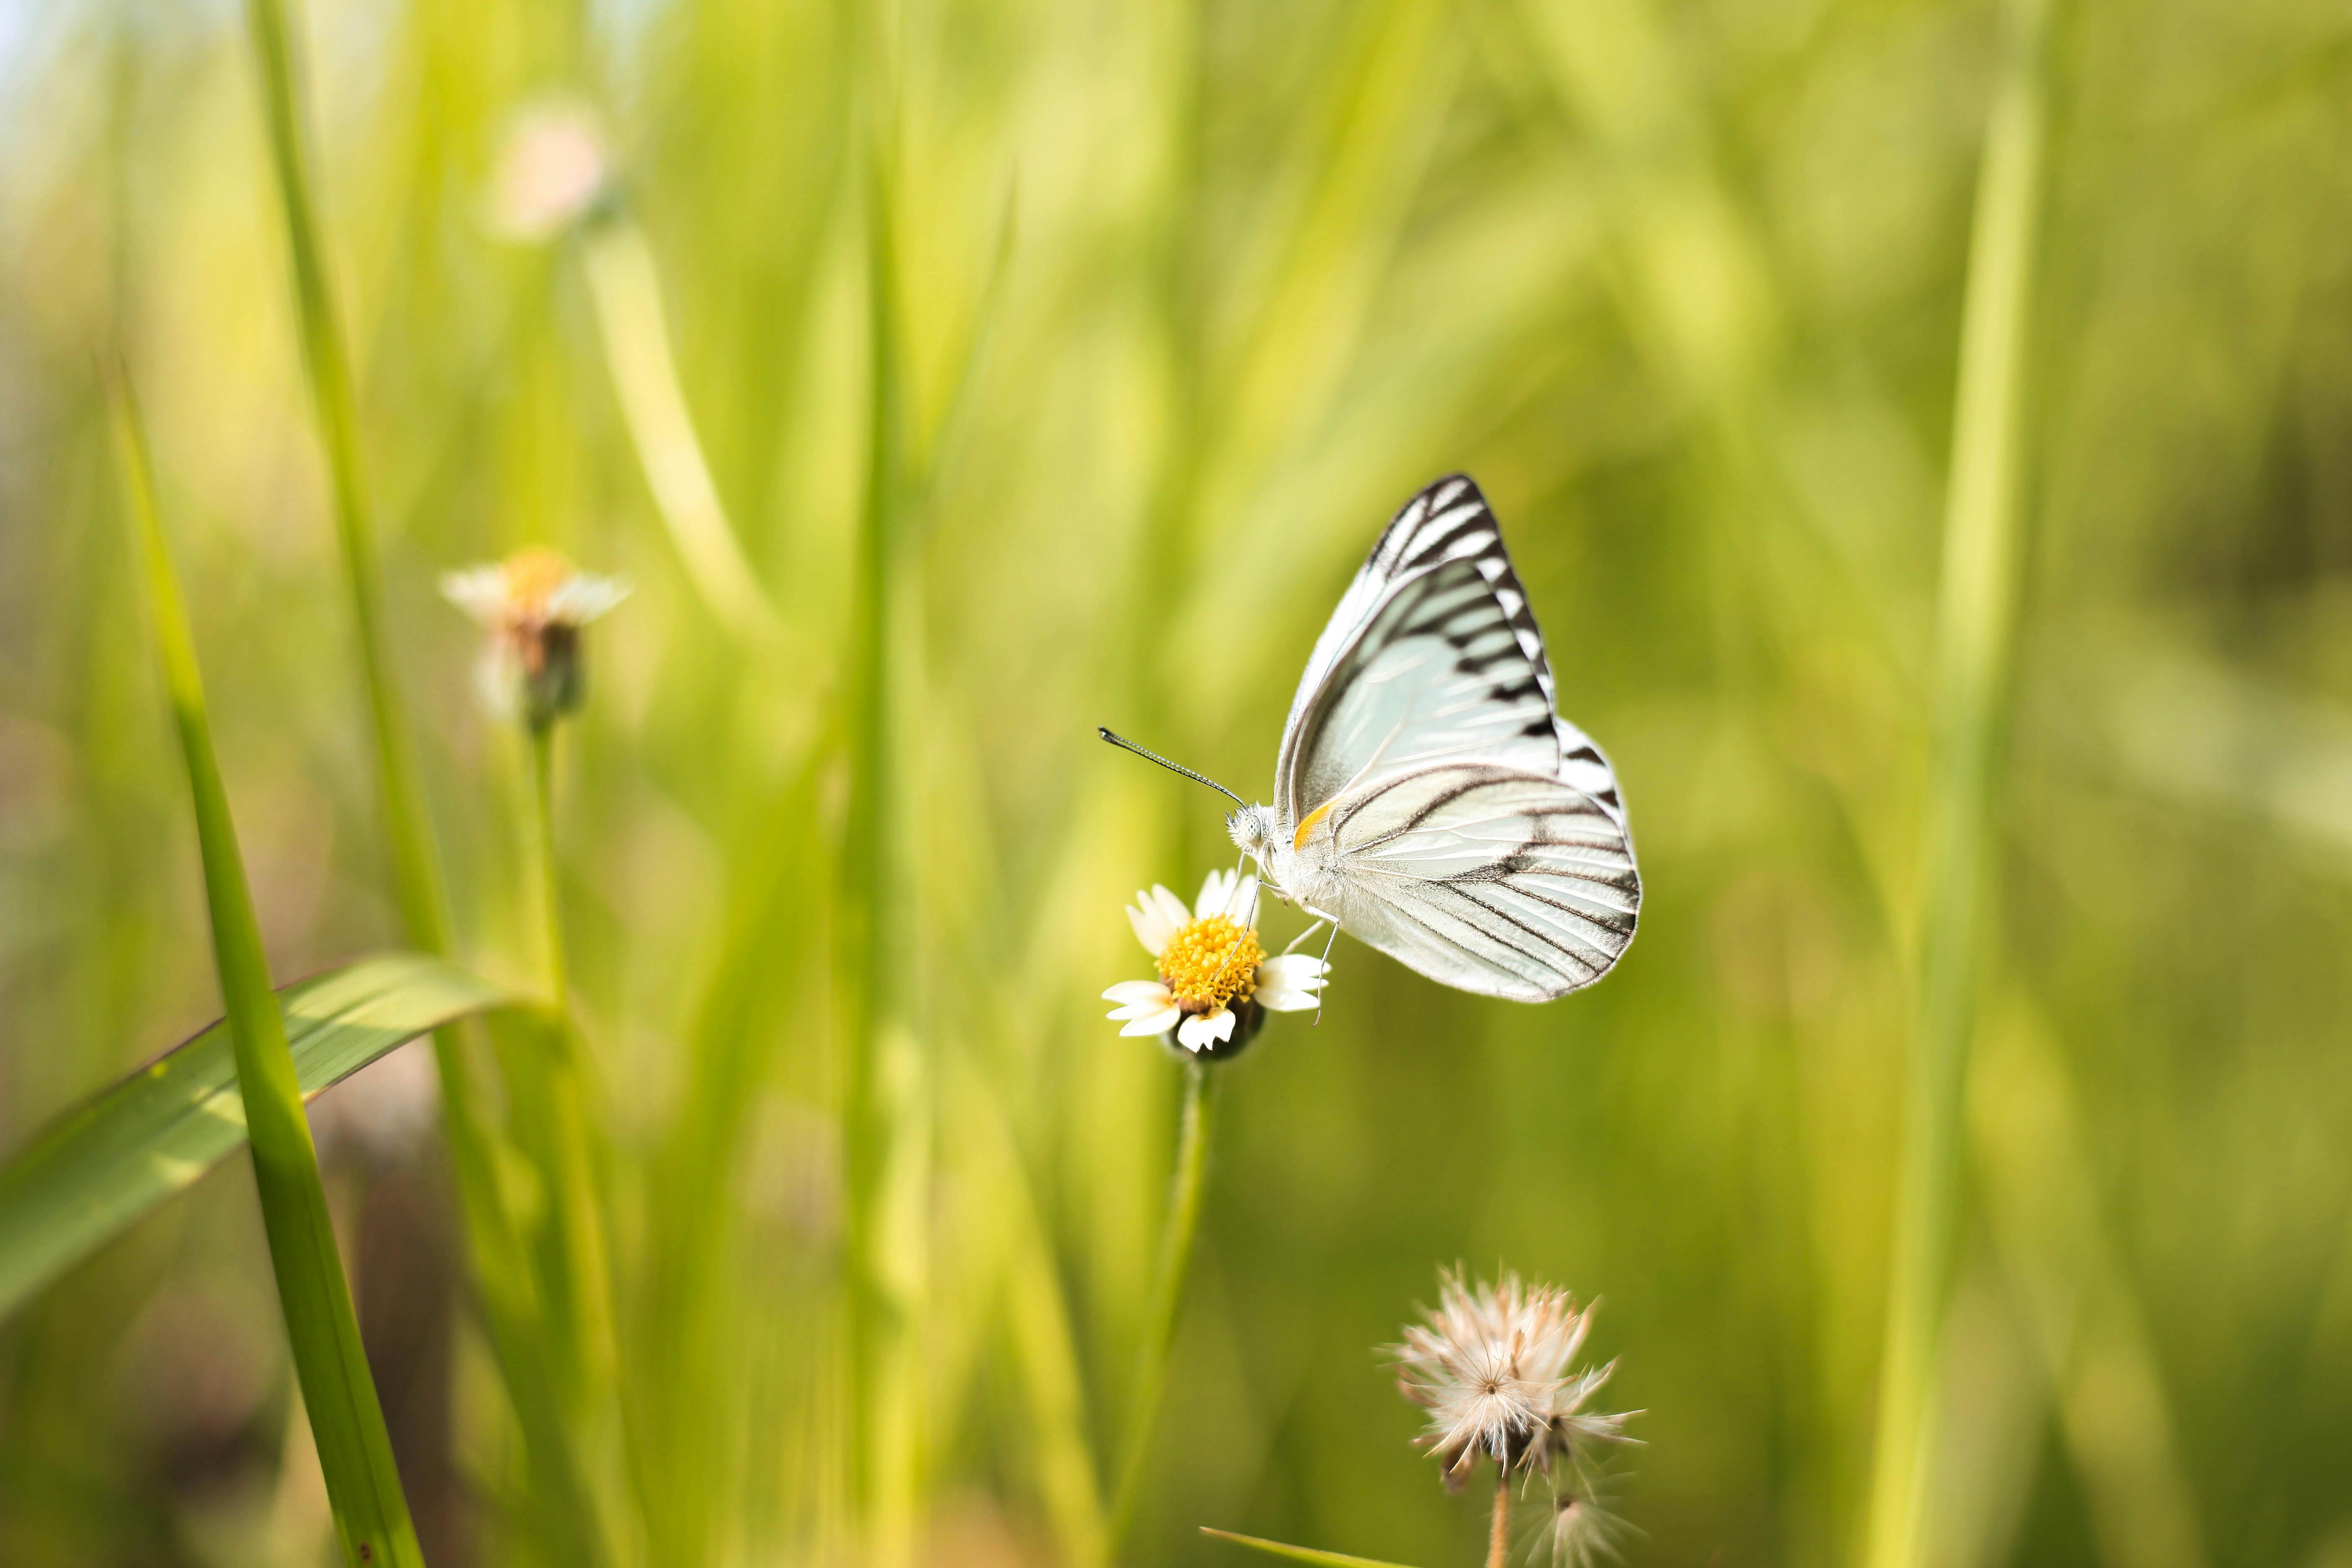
1107 475 1639 1001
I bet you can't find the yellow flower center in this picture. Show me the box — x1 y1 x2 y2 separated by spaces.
1157 915 1265 1013
502 547 577 619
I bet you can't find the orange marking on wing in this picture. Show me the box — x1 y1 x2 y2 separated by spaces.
1292 799 1336 851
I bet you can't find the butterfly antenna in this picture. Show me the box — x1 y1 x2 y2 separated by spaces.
1097 727 1246 808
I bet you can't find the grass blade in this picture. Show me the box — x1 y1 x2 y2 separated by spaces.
242 0 445 955
583 217 787 650
0 953 508 1320
1861 0 2055 1564
114 375 423 1568
237 8 608 1556
1200 1527 1427 1568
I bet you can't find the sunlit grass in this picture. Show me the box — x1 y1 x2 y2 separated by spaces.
3 0 2352 1565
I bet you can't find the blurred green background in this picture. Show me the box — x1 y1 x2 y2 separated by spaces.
5 0 2352 1564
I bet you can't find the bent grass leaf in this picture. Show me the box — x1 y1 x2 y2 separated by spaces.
0 952 511 1320
116 368 425 1566
1201 1526 1427 1568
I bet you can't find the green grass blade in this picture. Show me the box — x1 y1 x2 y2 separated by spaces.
583 216 787 651
114 377 424 1568
0 952 509 1321
1861 1 2055 1565
236 9 606 1555
242 0 446 956
1201 1527 1427 1568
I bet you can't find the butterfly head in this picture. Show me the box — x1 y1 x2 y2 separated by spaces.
1227 803 1279 863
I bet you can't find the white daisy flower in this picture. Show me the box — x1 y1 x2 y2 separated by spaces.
1391 1269 1636 1490
442 547 630 730
1101 868 1328 1057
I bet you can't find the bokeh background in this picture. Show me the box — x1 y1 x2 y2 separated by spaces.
5 0 2352 1565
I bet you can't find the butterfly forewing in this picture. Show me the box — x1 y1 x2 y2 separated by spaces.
1286 554 1560 814
1272 475 1640 1001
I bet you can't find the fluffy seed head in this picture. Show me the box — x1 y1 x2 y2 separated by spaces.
1391 1269 1632 1490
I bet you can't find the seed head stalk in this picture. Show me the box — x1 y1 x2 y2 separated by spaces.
1861 0 2052 1564
1488 1471 1511 1568
1109 1057 1219 1553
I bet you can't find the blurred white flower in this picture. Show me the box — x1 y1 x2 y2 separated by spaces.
487 101 612 241
442 547 629 730
1102 868 1326 1057
1392 1269 1635 1490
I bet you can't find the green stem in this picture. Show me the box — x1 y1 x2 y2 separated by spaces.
838 27 918 1544
526 726 568 1008
520 725 621 1403
113 376 421 1568
1860 2 2053 1565
1109 1058 1218 1553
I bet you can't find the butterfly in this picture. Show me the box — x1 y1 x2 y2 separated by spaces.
1104 475 1639 1001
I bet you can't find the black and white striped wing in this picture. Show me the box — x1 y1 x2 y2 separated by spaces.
1274 475 1627 827
1320 766 1638 1001
1275 475 1639 1000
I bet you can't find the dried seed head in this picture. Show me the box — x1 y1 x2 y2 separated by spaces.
1389 1269 1635 1491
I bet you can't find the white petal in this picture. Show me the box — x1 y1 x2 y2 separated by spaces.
1207 1008 1236 1042
1258 985 1316 1012
1176 1013 1219 1051
1120 1006 1183 1037
1149 884 1194 931
1103 979 1172 1006
1260 954 1328 988
441 566 511 624
1127 897 1175 957
547 574 632 625
1233 874 1260 923
1197 869 1233 919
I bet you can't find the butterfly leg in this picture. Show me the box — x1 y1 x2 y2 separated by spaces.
1279 917 1329 956
1311 916 1341 1026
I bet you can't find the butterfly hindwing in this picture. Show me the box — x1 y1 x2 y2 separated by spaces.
1323 765 1638 1001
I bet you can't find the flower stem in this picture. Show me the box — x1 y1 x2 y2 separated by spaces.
1487 1471 1511 1568
1861 0 2053 1565
1109 1057 1219 1553
519 725 621 1396
526 726 567 1007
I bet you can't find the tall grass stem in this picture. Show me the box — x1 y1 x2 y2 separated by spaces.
1861 0 2053 1563
242 0 444 954
239 9 604 1553
583 218 786 652
1110 1057 1218 1554
113 374 423 1568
